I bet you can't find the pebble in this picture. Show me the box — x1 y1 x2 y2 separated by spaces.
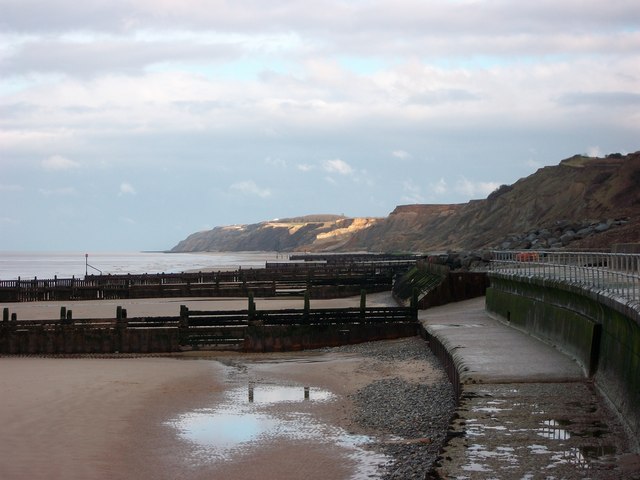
324 337 456 479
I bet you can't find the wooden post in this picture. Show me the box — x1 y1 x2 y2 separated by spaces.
179 305 189 345
248 292 256 322
3 307 8 322
411 288 419 320
60 306 67 322
304 291 310 321
116 306 127 321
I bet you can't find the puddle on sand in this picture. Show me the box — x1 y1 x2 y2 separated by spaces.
244 383 333 404
166 383 392 478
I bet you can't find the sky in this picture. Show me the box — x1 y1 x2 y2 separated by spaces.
1 0 639 251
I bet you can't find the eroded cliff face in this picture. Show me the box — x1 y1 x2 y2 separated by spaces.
171 152 640 253
170 215 380 252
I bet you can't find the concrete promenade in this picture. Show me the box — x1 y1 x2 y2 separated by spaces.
420 297 640 479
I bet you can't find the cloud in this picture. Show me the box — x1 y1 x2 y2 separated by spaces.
230 180 271 198
392 150 411 159
118 182 136 196
323 159 353 175
557 91 640 108
431 178 448 195
264 157 286 168
586 146 603 157
2 37 239 77
38 187 76 196
455 177 501 198
401 180 424 203
324 176 338 186
1 0 639 252
0 184 23 192
407 89 480 106
41 155 80 171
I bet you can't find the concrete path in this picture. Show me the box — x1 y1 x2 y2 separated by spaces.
420 297 640 479
420 297 585 384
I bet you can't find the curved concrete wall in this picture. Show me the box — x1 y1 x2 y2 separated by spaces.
486 272 640 444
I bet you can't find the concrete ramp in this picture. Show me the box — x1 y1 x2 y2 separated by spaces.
421 297 585 384
420 297 639 479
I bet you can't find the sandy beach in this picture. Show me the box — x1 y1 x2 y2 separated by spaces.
0 337 451 480
0 292 454 479
1 294 391 321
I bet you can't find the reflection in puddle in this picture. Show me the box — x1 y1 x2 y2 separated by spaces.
175 409 279 454
246 383 332 404
166 383 391 477
538 419 571 440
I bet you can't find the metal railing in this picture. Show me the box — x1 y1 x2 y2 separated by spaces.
491 250 640 304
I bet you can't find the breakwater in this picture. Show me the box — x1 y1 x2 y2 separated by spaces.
0 258 416 302
1 302 417 354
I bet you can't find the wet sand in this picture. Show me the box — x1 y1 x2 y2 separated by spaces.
0 339 444 480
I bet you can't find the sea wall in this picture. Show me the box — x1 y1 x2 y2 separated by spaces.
486 272 640 442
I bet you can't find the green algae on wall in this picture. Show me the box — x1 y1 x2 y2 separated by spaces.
486 273 640 444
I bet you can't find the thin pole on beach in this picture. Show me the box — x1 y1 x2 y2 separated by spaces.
85 253 103 277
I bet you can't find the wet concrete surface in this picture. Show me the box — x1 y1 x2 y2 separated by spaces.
437 382 637 479
420 297 640 479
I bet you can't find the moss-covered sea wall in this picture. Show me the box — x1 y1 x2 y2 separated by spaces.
486 272 640 443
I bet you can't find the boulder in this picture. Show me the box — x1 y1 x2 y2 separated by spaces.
576 226 594 238
560 231 576 245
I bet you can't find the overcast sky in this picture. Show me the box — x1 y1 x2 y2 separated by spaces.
1 0 639 251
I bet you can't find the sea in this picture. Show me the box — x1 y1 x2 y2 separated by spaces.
0 251 287 280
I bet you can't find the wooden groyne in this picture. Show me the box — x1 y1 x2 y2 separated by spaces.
288 253 423 264
0 260 412 303
1 303 417 354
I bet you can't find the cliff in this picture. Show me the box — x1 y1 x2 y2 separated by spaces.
171 152 640 253
171 215 380 252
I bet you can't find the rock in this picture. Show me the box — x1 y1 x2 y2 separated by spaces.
595 222 610 233
480 250 492 262
538 228 551 238
576 226 594 237
560 231 576 245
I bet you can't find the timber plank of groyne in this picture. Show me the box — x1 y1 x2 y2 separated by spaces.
0 260 409 303
1 304 416 354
